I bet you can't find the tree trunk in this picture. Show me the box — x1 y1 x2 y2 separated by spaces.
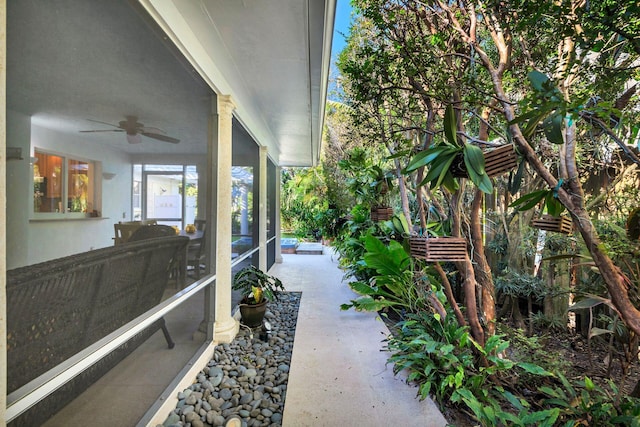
471 189 496 337
452 191 485 345
393 158 413 228
433 261 466 327
458 255 485 346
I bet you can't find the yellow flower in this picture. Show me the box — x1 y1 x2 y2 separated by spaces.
251 286 263 303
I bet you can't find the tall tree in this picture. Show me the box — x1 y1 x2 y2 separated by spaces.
338 0 640 340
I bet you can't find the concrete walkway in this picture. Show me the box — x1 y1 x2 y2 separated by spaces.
273 249 447 427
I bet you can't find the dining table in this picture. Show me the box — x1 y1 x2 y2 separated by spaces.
179 229 204 241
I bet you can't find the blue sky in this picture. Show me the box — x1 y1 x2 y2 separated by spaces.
327 0 353 100
331 0 352 59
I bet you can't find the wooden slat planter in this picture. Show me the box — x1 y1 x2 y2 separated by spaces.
531 214 573 234
371 206 393 221
484 144 518 177
409 236 468 262
452 144 518 178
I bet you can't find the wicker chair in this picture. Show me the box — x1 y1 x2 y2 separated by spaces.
129 224 177 241
114 220 160 244
6 236 189 426
113 223 142 245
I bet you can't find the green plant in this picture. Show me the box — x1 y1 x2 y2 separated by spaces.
538 373 640 426
495 271 547 301
232 265 285 304
340 233 429 314
386 306 477 402
331 204 379 281
530 312 567 332
368 164 394 207
496 325 571 386
404 104 493 194
509 186 566 217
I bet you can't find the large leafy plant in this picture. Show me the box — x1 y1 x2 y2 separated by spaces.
232 265 285 304
340 233 428 314
405 104 493 193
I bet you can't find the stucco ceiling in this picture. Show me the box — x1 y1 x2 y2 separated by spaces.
7 0 335 166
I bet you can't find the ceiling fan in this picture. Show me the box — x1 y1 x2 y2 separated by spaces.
80 116 180 144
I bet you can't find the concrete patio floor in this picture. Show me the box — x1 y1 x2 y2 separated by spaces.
41 247 447 426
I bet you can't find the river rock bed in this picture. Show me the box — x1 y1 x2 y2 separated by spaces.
160 292 301 427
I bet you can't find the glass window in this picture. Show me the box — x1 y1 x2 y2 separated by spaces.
68 159 93 213
132 164 198 228
132 164 142 220
231 166 254 257
33 150 96 216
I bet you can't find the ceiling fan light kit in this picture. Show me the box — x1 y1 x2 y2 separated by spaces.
79 116 180 144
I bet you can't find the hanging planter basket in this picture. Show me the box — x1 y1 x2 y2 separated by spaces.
371 206 393 221
484 144 518 177
409 235 468 262
531 214 573 234
452 144 518 178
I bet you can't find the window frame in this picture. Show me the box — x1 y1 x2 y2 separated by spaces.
31 148 101 220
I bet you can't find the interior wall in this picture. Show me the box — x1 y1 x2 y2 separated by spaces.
6 122 133 268
6 109 31 268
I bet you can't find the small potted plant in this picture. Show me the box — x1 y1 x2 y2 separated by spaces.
232 265 285 327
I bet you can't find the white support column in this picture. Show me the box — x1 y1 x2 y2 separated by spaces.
259 146 267 272
213 95 239 343
275 166 283 263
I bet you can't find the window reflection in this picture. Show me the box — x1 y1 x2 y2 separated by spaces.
33 151 94 215
231 167 253 257
68 159 92 212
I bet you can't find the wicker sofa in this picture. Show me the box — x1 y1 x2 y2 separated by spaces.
6 235 189 426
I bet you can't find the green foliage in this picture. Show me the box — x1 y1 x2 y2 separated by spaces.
496 325 571 385
530 312 567 332
511 71 567 145
332 2 640 425
495 270 547 300
578 219 640 309
389 310 640 426
404 105 493 194
232 265 285 304
340 233 429 313
331 204 378 281
281 167 329 239
509 187 566 217
386 307 477 403
338 147 395 206
538 373 640 426
386 308 565 426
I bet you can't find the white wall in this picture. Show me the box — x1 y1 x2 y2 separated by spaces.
6 115 133 268
6 110 31 268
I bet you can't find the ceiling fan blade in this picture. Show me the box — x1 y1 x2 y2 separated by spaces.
142 132 180 144
79 129 124 133
126 133 143 144
86 118 120 128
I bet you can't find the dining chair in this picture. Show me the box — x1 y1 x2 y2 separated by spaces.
187 223 206 279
